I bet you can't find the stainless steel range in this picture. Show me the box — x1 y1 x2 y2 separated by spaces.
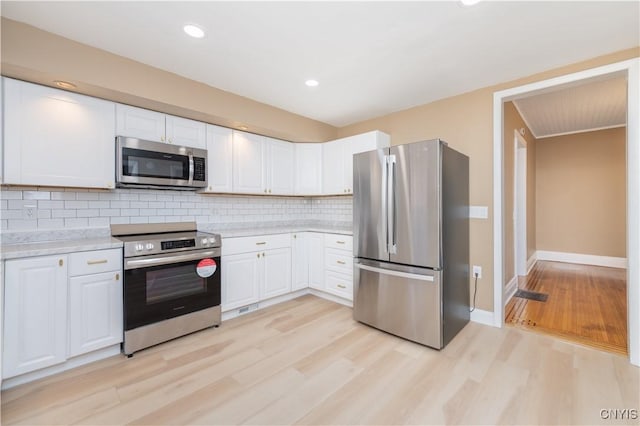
111 222 221 356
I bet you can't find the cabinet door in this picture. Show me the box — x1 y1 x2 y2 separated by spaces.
232 131 266 194
68 271 123 357
165 115 206 149
262 247 292 300
221 252 260 312
295 144 322 195
116 103 166 142
266 137 294 195
205 124 233 192
309 233 325 290
322 140 346 195
291 233 309 291
3 255 68 379
4 79 116 189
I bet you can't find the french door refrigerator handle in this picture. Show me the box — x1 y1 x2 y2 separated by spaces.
388 154 397 254
382 154 389 254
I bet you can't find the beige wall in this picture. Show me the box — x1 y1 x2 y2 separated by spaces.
1 16 638 311
503 102 537 285
338 47 639 311
536 127 626 258
0 18 338 143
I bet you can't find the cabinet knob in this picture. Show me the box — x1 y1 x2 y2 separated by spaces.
161 136 165 142
293 234 297 239
264 189 268 193
115 273 120 281
257 253 260 258
59 259 64 266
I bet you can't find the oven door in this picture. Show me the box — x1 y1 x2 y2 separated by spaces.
123 248 221 331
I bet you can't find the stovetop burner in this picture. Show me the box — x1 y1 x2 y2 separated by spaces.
111 222 221 258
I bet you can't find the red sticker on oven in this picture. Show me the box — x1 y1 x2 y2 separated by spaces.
196 258 217 278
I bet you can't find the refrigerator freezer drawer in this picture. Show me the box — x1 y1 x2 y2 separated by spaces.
353 260 442 349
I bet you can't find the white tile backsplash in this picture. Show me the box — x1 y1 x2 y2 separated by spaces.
0 187 353 234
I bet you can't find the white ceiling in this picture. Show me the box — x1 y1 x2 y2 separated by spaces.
513 76 627 139
2 1 639 128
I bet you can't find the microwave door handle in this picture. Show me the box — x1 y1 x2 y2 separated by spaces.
188 152 194 185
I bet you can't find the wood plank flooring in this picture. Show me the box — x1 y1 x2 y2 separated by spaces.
505 261 628 355
2 294 638 425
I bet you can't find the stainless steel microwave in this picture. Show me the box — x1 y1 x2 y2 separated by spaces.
116 136 207 190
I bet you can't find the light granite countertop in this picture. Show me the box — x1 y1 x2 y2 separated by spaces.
1 237 124 260
0 222 352 260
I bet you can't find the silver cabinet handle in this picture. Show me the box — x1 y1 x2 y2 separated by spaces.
336 241 345 244
256 242 267 245
87 259 108 265
337 284 347 289
336 260 346 265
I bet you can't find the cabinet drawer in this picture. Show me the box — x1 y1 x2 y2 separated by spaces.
324 234 353 251
222 234 291 256
325 270 353 300
325 248 353 275
69 248 122 277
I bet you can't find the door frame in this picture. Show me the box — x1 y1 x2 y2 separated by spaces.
493 58 639 366
514 130 528 277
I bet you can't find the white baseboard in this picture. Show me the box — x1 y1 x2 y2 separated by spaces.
536 250 627 269
470 308 495 327
308 288 353 307
221 289 309 321
526 254 537 274
504 276 518 304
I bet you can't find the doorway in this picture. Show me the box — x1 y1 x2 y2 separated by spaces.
492 58 639 366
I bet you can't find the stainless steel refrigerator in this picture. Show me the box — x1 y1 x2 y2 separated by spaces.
353 139 469 349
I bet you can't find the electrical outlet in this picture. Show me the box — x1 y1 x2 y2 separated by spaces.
472 265 482 279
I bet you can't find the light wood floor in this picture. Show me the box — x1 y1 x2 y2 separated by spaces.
2 295 638 425
505 261 628 355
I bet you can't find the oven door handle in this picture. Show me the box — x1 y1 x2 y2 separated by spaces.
125 249 220 270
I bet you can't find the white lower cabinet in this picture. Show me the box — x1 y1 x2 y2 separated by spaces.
3 255 68 379
68 271 123 357
221 251 261 311
221 234 292 312
323 234 354 301
309 233 325 290
262 247 292 299
2 248 123 380
292 233 309 291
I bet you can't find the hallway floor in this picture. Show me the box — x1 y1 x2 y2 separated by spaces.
505 261 627 355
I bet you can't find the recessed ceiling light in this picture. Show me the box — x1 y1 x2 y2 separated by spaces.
460 0 482 5
183 24 205 38
305 79 319 87
53 80 77 90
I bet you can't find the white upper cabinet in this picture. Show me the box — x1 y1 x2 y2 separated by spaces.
232 131 294 195
322 139 347 195
116 104 206 149
204 124 233 193
3 78 116 189
322 131 390 195
165 115 206 149
295 144 322 195
115 104 165 142
265 137 294 195
232 131 266 194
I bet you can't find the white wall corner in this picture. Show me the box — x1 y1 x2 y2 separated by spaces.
526 253 537 275
536 250 627 269
470 309 496 327
504 276 518 304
